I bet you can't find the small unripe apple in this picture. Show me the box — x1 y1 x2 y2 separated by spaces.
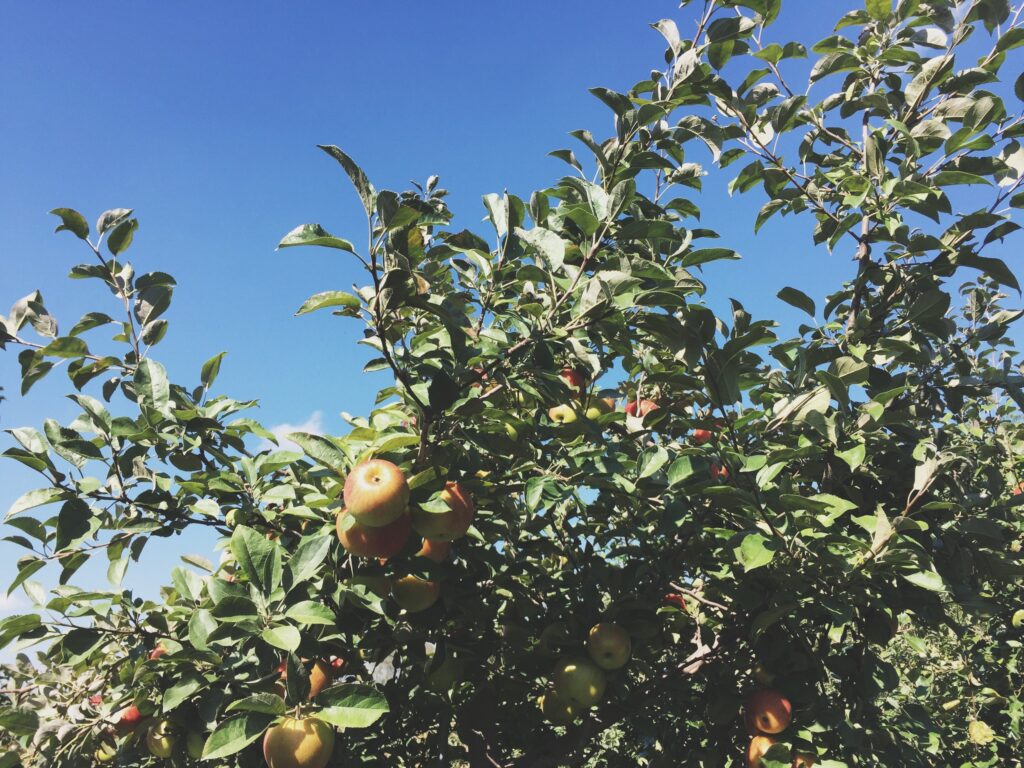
505 423 519 441
1012 608 1024 628
538 688 579 725
263 716 335 768
185 732 205 760
94 738 117 763
145 718 176 759
586 622 631 670
551 657 607 709
548 404 578 424
343 459 410 528
225 509 239 528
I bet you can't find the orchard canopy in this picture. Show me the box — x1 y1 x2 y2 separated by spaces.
2 1 1024 766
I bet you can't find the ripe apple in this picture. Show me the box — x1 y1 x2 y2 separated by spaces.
625 398 659 417
417 538 452 563
113 705 143 736
745 689 792 734
276 659 335 700
343 459 410 527
148 645 168 661
185 732 205 760
692 428 713 445
584 396 615 420
551 657 607 709
538 688 579 725
560 367 587 392
392 575 441 612
145 718 176 759
1012 608 1024 628
745 734 777 768
792 753 816 767
710 462 730 481
586 622 631 670
548 404 578 424
263 716 335 768
1013 481 1024 495
336 509 411 558
410 481 474 541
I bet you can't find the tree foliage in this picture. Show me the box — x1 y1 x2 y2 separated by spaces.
2 1 1024 766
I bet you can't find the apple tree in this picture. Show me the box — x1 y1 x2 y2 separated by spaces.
2 0 1024 766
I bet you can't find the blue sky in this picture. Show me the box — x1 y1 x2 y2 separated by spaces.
0 2 1019 632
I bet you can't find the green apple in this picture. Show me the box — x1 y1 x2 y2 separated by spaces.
1012 608 1024 628
146 718 176 759
185 732 205 760
586 622 631 670
548 404 578 425
539 688 579 725
551 657 606 708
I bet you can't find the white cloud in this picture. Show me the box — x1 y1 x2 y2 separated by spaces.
0 592 25 615
262 410 324 452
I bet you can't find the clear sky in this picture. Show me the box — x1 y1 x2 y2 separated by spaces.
0 2 1018 639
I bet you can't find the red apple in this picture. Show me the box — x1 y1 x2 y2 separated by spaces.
343 459 410 527
710 462 729 481
560 367 587 392
112 705 143 736
745 689 792 734
337 509 411 558
410 481 475 541
625 399 659 417
148 646 167 661
88 694 103 706
417 538 452 563
692 428 713 445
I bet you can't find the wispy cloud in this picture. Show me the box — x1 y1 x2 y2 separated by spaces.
261 410 324 452
0 592 25 615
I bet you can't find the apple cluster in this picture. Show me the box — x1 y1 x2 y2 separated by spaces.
538 622 632 725
743 689 814 767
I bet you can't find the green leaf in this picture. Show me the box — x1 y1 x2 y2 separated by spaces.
284 601 336 626
201 351 226 390
865 0 892 20
231 525 282 596
134 359 170 414
6 487 68 520
668 457 695 485
777 287 815 317
317 145 376 216
287 535 333 587
96 209 132 235
107 218 138 255
295 291 361 316
680 248 740 268
162 671 205 711
903 569 945 592
202 713 277 760
55 499 91 550
638 446 669 479
188 609 217 651
40 337 89 359
734 533 777 572
315 683 389 729
226 693 287 715
261 625 301 652
278 224 356 253
287 432 347 474
49 208 89 240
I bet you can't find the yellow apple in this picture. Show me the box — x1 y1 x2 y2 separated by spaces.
392 575 441 612
538 688 579 725
146 718 176 759
551 657 606 709
1012 608 1024 628
548 404 578 424
94 738 117 763
586 622 631 670
410 481 475 541
263 716 335 768
343 459 410 527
